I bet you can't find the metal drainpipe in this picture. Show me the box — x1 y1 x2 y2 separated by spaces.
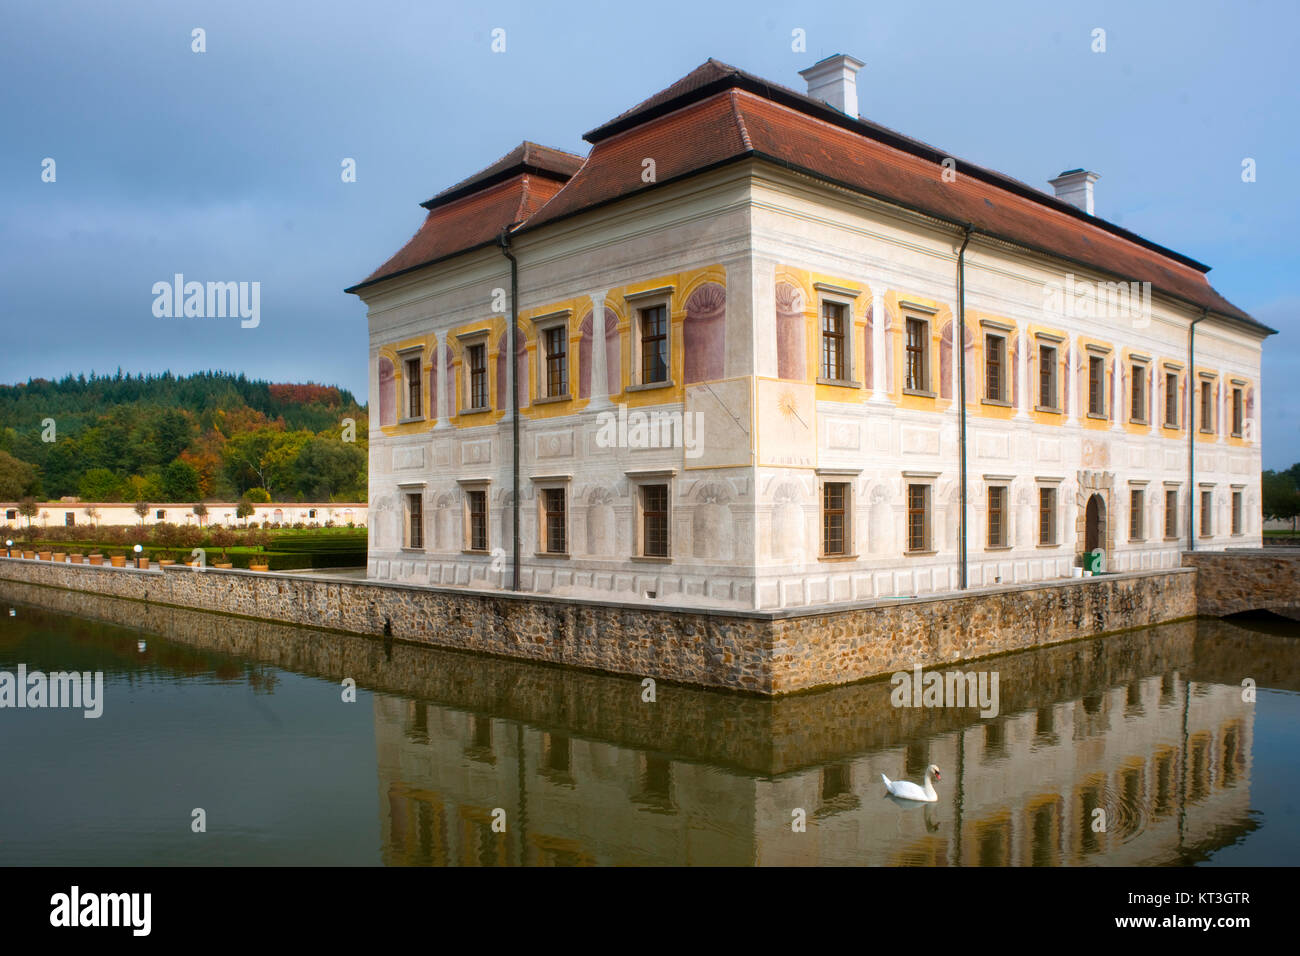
1186 308 1207 553
498 228 521 591
956 225 974 590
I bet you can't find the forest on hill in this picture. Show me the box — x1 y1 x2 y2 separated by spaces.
0 370 368 503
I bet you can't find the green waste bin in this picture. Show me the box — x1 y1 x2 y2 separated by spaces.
1085 550 1104 575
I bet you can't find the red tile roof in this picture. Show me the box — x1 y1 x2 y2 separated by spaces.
352 61 1266 335
347 142 582 292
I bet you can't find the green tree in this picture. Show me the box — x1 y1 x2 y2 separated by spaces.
193 502 208 527
223 429 311 498
293 438 366 500
161 460 201 501
0 450 38 499
18 497 38 528
235 499 255 526
1262 468 1300 528
78 467 125 502
133 500 149 526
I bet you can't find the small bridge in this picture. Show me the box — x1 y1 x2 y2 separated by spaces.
1181 550 1300 619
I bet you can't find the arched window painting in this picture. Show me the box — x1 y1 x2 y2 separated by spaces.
775 281 805 381
684 283 726 383
578 307 620 399
496 331 529 410
378 356 395 426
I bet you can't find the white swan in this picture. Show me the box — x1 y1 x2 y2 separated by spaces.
881 764 941 802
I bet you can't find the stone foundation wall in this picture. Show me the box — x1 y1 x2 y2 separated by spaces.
0 557 1196 694
1180 550 1300 617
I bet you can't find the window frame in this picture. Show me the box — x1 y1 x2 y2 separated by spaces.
1231 487 1243 536
1164 486 1180 540
1037 484 1059 546
1198 374 1217 435
401 488 425 551
1129 359 1148 424
458 332 491 415
903 315 933 396
1128 485 1146 542
904 479 934 554
1163 367 1181 429
533 311 572 403
1036 337 1060 413
1199 487 1214 538
399 349 425 422
626 288 674 391
628 470 674 561
1086 350 1108 419
459 482 490 554
1230 385 1244 437
986 482 1009 549
814 284 861 388
532 476 571 557
981 329 1010 406
817 470 859 559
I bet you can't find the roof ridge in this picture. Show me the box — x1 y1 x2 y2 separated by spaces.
728 90 753 151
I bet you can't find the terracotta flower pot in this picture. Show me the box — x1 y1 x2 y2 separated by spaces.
158 560 174 567
69 554 84 564
110 555 126 568
213 562 233 569
249 563 269 572
138 558 151 570
51 552 66 562
88 554 103 566
22 551 35 560
38 551 52 561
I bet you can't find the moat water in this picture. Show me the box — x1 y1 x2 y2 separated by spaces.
1 581 1297 866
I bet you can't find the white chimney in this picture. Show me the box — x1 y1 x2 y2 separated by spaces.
799 54 865 118
1048 169 1100 215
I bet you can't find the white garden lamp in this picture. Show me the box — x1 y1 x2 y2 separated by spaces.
133 543 143 568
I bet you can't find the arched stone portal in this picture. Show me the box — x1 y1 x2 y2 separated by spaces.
1084 494 1105 553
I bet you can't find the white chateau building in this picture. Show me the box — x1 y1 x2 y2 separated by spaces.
348 56 1272 611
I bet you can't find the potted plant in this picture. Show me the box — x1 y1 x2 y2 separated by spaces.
38 549 52 561
69 553 84 564
210 529 235 569
109 553 127 568
51 551 66 563
88 553 104 566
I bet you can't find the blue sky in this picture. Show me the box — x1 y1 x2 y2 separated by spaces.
1 0 1296 466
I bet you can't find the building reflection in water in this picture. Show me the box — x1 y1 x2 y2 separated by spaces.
377 619 1270 866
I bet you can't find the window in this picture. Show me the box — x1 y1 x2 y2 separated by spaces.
466 490 488 552
1088 355 1106 417
905 318 929 393
906 484 931 553
1130 363 1146 423
5 509 15 521
1038 487 1056 545
1232 490 1242 536
1129 489 1145 541
155 509 166 520
987 485 1007 547
1164 489 1179 539
1231 387 1244 437
466 343 488 411
1200 490 1213 537
404 355 423 419
542 324 569 398
984 334 1006 403
1164 371 1180 427
638 305 669 385
822 481 849 556
641 484 669 557
405 493 423 549
1199 379 1214 434
542 488 567 555
820 302 847 381
308 509 317 519
64 512 75 527
1038 344 1058 410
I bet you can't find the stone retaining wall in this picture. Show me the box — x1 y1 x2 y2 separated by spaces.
1180 550 1300 617
0 557 1197 694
